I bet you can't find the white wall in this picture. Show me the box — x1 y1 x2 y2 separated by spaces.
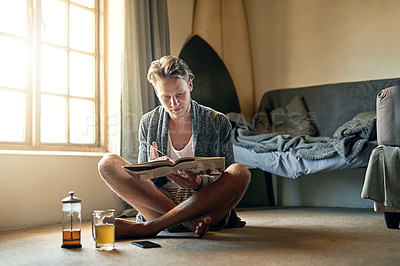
0 152 124 231
167 0 196 56
245 0 400 102
167 0 399 208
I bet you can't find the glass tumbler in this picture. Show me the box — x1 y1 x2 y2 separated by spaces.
92 209 116 251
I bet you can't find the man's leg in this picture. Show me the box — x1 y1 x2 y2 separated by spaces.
98 154 251 238
151 162 251 237
98 153 176 220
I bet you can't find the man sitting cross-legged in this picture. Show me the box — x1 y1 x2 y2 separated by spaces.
98 55 251 239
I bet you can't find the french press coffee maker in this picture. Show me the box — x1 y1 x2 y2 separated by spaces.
61 191 82 248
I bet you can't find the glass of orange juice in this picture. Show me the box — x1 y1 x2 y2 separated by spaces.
92 209 115 251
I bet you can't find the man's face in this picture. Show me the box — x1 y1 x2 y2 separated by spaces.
154 78 193 120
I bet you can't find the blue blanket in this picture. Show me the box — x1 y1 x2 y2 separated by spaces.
232 117 376 163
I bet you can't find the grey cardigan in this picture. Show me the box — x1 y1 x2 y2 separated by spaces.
138 100 234 168
136 100 244 228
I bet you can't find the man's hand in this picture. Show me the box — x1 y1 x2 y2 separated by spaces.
149 141 170 162
149 141 160 161
166 170 202 190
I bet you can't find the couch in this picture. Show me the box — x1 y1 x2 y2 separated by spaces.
230 77 400 205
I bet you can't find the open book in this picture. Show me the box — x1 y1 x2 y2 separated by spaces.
123 157 225 180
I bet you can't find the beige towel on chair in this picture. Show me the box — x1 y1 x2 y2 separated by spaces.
361 145 400 207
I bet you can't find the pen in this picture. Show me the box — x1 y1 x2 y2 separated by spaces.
139 140 175 163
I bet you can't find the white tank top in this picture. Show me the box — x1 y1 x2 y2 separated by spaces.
167 133 194 161
165 133 194 189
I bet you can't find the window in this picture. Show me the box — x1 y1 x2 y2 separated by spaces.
0 0 104 152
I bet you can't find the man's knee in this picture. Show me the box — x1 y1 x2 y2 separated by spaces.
226 163 251 187
98 153 122 178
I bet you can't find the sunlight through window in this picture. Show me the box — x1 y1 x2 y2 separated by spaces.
70 99 95 144
41 0 67 46
0 0 27 37
0 91 25 142
0 0 102 151
41 45 68 95
41 95 67 143
0 36 26 90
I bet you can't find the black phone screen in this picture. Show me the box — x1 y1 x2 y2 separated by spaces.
131 241 161 249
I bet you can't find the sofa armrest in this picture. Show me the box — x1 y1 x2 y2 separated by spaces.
376 86 400 146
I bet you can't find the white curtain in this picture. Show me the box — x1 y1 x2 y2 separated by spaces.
121 0 170 163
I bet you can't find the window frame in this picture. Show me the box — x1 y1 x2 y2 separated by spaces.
0 0 106 153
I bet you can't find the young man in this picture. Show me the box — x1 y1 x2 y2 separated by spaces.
98 55 251 239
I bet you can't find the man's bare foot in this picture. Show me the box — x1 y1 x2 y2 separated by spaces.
114 218 159 239
194 216 212 238
184 216 212 238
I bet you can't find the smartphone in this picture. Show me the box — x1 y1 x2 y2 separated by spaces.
131 240 161 249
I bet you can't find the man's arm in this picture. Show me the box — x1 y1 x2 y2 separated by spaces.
220 115 235 167
138 116 149 164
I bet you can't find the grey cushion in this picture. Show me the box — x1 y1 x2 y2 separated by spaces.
376 86 400 146
269 96 316 136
